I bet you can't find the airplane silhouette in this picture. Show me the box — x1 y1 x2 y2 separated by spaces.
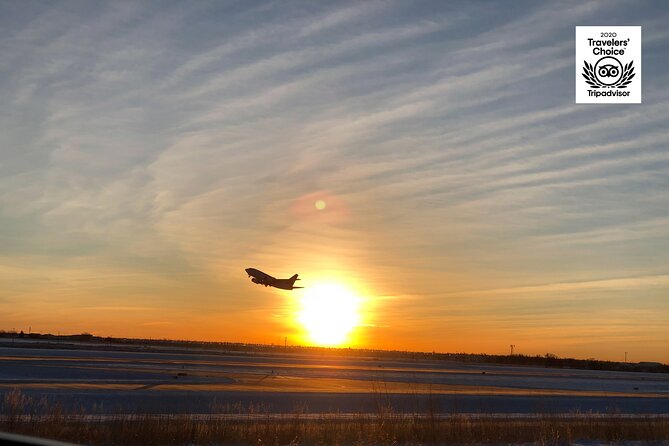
245 268 303 290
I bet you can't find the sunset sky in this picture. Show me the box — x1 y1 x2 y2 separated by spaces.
1 1 668 363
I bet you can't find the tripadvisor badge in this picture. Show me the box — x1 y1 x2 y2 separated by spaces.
575 26 641 104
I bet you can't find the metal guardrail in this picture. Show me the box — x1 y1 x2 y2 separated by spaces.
2 412 669 422
0 432 78 446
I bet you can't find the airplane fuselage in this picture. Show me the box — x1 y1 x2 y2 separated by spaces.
245 268 302 290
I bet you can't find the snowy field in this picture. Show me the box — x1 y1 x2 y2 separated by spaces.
1 341 667 415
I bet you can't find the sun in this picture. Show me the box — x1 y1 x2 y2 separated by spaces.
297 283 360 346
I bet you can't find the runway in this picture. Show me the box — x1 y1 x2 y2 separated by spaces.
1 341 667 415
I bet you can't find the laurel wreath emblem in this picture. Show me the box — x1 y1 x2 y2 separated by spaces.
582 60 635 88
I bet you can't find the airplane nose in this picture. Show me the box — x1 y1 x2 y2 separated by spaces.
245 268 251 274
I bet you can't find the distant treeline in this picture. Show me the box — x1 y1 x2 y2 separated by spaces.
1 330 666 374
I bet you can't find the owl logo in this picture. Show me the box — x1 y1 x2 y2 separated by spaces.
583 56 635 88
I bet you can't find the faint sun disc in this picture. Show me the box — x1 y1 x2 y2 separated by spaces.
315 199 326 210
298 283 360 346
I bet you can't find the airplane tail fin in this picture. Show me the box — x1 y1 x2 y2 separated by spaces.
289 274 300 288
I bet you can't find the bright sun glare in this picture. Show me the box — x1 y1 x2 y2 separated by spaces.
298 283 360 346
